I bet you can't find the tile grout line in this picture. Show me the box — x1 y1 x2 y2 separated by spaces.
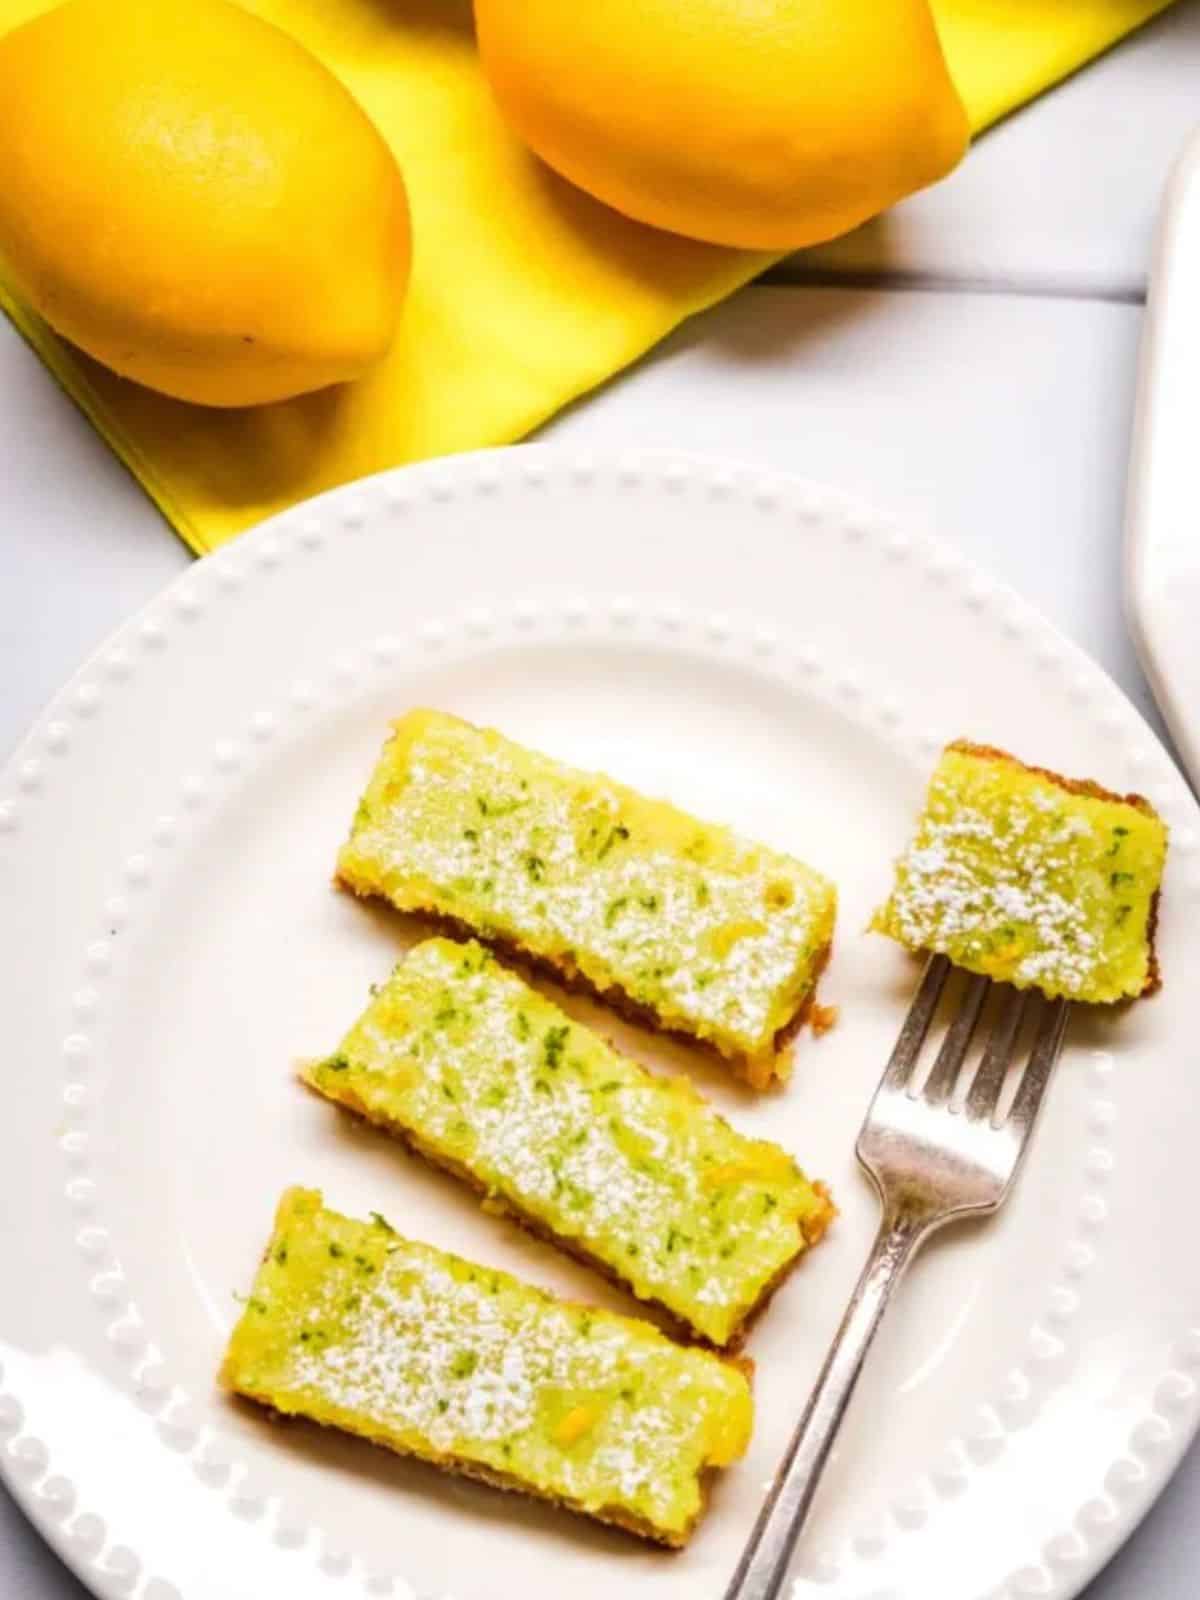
759 266 1146 308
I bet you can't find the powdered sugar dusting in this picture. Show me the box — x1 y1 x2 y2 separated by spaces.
339 712 836 1063
292 1262 538 1449
308 941 829 1344
878 748 1165 1001
228 1194 749 1538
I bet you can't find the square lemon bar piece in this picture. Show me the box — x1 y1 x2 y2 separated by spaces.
873 741 1167 1002
303 939 834 1346
337 710 837 1088
222 1189 753 1546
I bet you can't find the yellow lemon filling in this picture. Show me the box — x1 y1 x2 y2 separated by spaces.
873 742 1167 1002
338 710 837 1086
304 939 833 1345
222 1189 753 1545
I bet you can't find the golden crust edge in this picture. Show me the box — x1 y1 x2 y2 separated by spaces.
334 865 833 1089
944 739 1163 817
221 1381 714 1548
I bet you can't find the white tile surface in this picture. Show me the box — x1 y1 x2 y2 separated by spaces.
0 282 1193 1599
544 284 1159 733
0 321 188 742
0 284 1154 747
776 0 1200 299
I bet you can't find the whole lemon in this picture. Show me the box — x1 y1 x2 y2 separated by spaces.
0 0 411 406
475 0 968 250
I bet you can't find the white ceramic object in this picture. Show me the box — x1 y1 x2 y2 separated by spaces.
1 448 1197 1600
1126 126 1200 784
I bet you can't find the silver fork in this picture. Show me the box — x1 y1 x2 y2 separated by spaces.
724 954 1070 1600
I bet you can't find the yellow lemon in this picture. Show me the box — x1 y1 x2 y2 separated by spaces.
475 0 969 250
0 0 410 406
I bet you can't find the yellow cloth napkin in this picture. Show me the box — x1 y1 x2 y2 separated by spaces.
0 0 1174 553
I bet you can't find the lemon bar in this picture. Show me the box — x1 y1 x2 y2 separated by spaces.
303 939 833 1346
337 710 837 1087
221 1189 752 1546
873 741 1168 1002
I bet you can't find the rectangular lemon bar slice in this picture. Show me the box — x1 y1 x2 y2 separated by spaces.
303 939 834 1347
336 710 837 1088
221 1188 752 1546
872 741 1168 1002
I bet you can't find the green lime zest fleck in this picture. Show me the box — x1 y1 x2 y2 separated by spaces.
543 1024 570 1069
596 823 630 860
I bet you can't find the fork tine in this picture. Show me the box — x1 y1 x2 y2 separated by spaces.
922 972 990 1104
964 987 1028 1121
1006 998 1070 1136
880 954 951 1091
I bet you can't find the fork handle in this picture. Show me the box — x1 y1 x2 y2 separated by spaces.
722 1202 931 1600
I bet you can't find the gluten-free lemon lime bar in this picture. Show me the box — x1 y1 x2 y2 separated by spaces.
337 710 837 1087
303 939 833 1346
873 741 1168 1002
221 1188 752 1546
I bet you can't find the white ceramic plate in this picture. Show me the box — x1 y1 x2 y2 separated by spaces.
2 448 1198 1600
1126 128 1200 784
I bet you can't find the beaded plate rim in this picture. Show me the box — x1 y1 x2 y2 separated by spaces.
0 446 1197 1600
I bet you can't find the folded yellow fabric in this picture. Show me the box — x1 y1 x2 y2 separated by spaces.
0 0 1174 553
